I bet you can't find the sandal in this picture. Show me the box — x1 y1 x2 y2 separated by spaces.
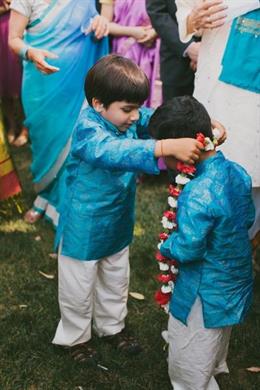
66 343 98 364
24 209 43 224
104 330 142 355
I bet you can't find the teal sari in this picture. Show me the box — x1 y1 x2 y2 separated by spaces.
22 0 108 225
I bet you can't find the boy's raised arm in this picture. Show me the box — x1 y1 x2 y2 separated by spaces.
160 193 214 263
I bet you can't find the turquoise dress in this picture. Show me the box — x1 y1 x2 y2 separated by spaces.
22 0 108 225
56 106 160 260
161 152 255 328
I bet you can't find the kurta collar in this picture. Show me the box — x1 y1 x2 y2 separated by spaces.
195 151 225 176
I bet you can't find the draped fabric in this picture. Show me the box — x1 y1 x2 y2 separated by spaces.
219 9 260 93
0 112 22 207
0 2 22 98
112 0 161 108
21 0 108 223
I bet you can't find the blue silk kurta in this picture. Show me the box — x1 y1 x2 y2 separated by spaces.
56 106 159 260
161 152 255 328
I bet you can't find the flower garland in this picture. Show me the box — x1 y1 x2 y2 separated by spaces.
154 131 220 312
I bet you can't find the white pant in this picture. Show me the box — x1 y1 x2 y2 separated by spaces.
52 246 130 346
168 298 232 390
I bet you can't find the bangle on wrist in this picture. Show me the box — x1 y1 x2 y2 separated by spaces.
160 140 164 157
19 45 30 61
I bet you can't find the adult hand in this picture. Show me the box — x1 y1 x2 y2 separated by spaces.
187 0 228 34
3 0 11 10
129 26 148 41
186 41 201 68
211 119 227 145
27 48 60 75
137 26 157 47
90 15 109 39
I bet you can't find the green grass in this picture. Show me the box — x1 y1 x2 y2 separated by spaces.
0 145 259 390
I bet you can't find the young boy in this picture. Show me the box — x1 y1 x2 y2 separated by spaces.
148 96 255 390
52 55 203 361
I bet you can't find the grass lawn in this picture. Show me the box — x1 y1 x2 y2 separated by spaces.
0 145 260 390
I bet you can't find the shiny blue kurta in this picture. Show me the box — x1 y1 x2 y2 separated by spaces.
56 106 160 260
161 152 255 328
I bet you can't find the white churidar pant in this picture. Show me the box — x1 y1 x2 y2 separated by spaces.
168 298 232 390
52 246 129 346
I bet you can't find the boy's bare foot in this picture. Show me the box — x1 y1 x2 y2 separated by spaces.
24 209 43 224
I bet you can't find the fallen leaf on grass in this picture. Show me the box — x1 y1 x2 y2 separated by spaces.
19 304 28 309
129 292 145 300
35 235 41 241
49 253 58 259
97 364 109 371
246 367 260 373
38 271 55 280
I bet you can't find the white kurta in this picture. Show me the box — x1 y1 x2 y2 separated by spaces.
176 0 260 186
176 0 260 236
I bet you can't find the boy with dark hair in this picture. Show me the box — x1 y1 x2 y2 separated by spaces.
148 96 255 389
52 56 204 361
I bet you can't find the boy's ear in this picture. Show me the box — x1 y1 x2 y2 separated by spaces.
92 98 104 112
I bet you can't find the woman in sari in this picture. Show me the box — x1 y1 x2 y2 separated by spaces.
101 0 162 108
9 0 108 225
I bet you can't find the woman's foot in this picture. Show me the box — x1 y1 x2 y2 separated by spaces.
24 209 43 224
7 130 16 145
13 127 28 147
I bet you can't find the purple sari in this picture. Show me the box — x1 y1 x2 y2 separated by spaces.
112 0 162 108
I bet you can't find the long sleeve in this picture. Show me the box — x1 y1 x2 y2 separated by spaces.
160 192 214 263
71 121 160 174
146 0 193 56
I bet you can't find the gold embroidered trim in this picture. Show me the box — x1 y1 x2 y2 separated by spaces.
235 16 260 36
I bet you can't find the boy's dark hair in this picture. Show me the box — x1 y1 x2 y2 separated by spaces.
85 54 149 107
148 96 213 140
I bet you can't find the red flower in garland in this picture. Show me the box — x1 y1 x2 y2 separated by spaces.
196 132 206 146
157 273 173 283
176 162 196 175
159 232 169 241
163 210 176 222
168 185 181 197
154 290 171 306
155 251 168 262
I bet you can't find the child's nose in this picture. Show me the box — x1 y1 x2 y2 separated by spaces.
130 109 139 122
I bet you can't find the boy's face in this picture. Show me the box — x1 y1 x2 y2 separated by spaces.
99 101 141 131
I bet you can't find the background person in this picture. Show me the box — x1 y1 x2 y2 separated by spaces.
9 0 108 225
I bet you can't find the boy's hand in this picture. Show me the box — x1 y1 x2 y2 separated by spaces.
211 119 227 145
155 138 204 165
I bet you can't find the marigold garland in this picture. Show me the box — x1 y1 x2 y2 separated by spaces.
154 131 219 312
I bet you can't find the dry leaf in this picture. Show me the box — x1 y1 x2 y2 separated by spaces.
38 270 55 280
129 292 145 300
19 304 28 309
35 235 41 241
246 367 260 373
49 253 58 259
97 364 109 371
